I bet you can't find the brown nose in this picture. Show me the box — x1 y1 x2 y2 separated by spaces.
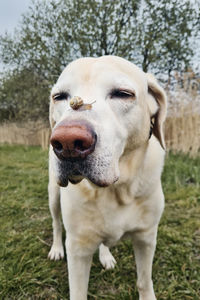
50 120 97 159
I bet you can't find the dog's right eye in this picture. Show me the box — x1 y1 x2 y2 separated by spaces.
110 89 136 100
53 92 69 101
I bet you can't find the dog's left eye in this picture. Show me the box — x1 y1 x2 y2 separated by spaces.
53 92 69 101
110 89 135 99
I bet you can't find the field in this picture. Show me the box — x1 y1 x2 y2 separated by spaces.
0 145 200 299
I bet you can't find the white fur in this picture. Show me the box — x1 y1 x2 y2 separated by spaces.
48 56 167 300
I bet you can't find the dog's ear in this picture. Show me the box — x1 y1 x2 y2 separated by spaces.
146 73 167 149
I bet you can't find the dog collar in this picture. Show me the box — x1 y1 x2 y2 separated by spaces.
149 117 155 139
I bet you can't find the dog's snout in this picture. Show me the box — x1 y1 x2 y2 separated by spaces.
50 121 97 159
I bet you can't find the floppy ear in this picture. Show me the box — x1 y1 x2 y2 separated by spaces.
146 73 167 149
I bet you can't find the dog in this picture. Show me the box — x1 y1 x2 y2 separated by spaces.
48 56 167 300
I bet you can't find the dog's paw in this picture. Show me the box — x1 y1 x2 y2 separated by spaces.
48 244 64 260
99 244 116 270
139 294 156 300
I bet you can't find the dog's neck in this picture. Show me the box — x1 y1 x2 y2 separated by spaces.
118 142 148 185
106 143 149 205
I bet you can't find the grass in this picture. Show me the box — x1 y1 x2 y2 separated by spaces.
0 145 199 299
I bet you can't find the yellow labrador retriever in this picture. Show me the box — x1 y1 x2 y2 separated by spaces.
48 56 167 300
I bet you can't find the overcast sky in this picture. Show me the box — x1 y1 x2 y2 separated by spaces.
0 0 32 35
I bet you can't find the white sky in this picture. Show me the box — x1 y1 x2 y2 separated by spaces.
0 0 32 35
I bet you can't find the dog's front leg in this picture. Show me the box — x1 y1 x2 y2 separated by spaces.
132 227 158 300
48 163 64 260
66 236 94 300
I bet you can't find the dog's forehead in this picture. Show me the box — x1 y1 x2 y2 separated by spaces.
57 56 147 91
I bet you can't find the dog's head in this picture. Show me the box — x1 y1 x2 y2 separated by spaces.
49 56 167 187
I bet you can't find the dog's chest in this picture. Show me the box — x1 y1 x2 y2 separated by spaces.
60 182 154 247
96 191 150 245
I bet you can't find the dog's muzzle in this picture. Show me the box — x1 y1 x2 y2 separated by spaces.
50 120 97 160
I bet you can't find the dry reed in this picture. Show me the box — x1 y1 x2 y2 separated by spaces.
0 121 50 150
165 73 200 156
0 108 199 155
165 102 200 155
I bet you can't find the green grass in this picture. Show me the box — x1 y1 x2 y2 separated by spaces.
0 145 199 300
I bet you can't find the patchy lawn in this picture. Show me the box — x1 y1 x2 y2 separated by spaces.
0 145 199 299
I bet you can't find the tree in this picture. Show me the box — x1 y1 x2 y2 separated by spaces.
0 0 198 121
0 0 140 84
0 0 141 121
1 0 197 76
134 0 198 76
0 68 49 121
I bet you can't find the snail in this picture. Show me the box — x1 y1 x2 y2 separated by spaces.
69 96 83 109
69 96 96 111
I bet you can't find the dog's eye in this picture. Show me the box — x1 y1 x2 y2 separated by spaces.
53 92 69 101
110 89 135 99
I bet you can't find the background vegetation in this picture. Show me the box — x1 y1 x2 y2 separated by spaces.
0 0 199 122
0 145 199 299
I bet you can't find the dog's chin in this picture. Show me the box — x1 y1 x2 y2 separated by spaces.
54 152 119 188
88 173 119 187
57 177 69 187
57 173 119 188
68 176 83 185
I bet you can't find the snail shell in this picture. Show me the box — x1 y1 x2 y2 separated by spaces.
70 96 84 110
